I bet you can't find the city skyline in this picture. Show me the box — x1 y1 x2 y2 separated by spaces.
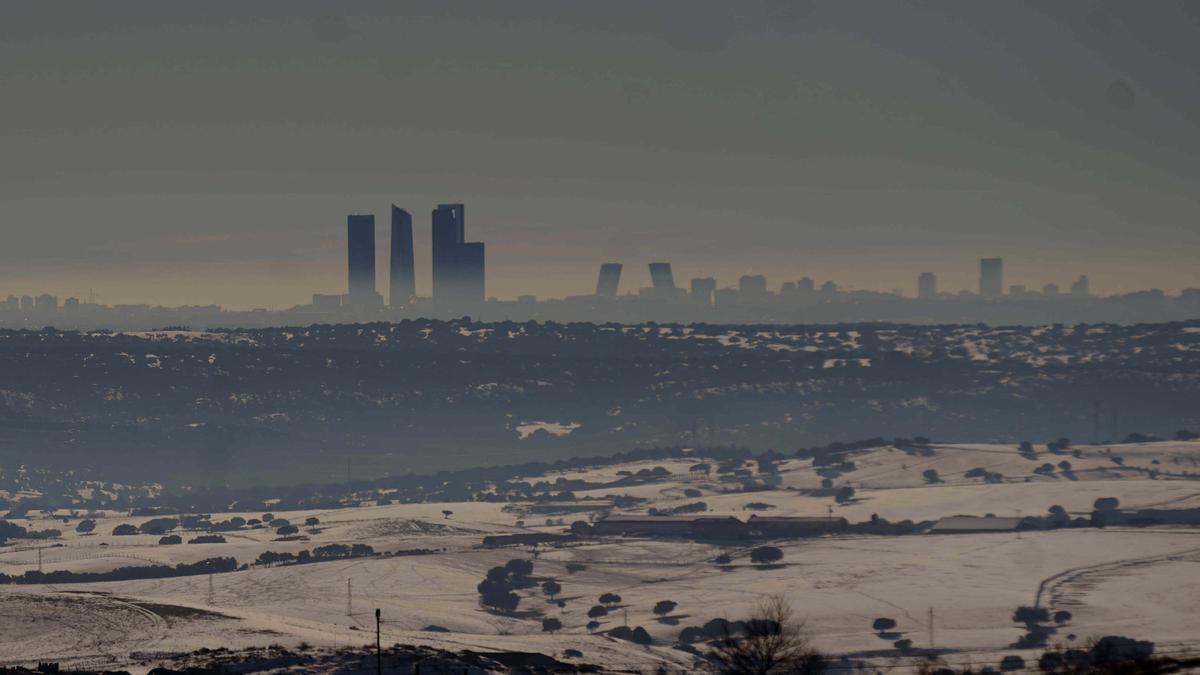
5 3 1200 307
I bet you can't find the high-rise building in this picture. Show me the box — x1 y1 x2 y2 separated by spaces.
19 296 33 311
347 214 377 304
690 277 716 305
1070 275 1091 298
431 203 485 304
917 272 937 300
648 263 675 291
797 277 815 293
739 275 768 296
1043 283 1060 297
596 263 623 298
979 258 1004 297
34 294 58 313
389 206 415 307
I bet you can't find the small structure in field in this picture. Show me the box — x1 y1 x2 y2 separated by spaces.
929 515 1023 534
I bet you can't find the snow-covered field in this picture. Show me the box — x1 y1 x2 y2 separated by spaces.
3 441 1200 673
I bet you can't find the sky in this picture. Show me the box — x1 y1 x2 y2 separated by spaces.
2 1 1199 308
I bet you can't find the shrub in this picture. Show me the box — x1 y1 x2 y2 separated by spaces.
505 559 534 577
566 562 586 574
599 592 622 606
894 639 912 653
158 535 182 545
542 580 562 599
714 553 733 565
653 600 678 616
75 519 96 534
1094 497 1120 511
112 524 138 536
999 655 1025 671
542 618 562 633
872 617 897 632
304 517 320 526
922 469 941 484
275 525 299 536
587 605 609 618
750 546 784 566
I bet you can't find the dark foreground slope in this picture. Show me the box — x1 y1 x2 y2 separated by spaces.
1 320 1198 485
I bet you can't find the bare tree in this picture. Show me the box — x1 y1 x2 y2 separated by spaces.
709 597 825 675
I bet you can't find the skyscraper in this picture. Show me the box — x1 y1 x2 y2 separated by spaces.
347 214 377 304
648 263 676 291
918 272 938 300
979 258 1004 298
431 203 485 304
389 206 415 307
596 263 623 298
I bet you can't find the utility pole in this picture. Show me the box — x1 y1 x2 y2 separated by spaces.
37 547 42 573
347 579 352 616
375 608 382 675
208 573 214 604
928 607 935 650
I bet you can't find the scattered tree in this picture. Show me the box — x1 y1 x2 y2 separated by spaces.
599 592 622 606
587 605 609 619
653 600 678 616
75 519 96 534
542 617 562 633
750 546 784 566
709 596 825 675
542 580 562 600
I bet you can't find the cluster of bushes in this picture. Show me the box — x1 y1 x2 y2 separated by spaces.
649 501 706 516
0 557 238 585
254 543 374 567
477 559 536 612
0 520 61 544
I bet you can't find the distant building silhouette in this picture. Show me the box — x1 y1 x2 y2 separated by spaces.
312 293 343 311
918 272 937 300
739 275 768 296
690 277 716 306
1043 282 1060 297
979 258 1004 298
431 203 485 304
347 214 377 305
1071 275 1091 298
820 280 838 295
797 277 815 293
389 206 415 307
19 296 33 311
1009 284 1027 298
34 294 58 313
648 263 676 291
596 263 623 298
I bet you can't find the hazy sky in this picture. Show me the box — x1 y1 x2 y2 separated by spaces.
3 1 1199 308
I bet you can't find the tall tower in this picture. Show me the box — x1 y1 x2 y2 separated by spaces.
596 263 623 298
347 214 376 304
389 206 415 306
648 263 676 291
979 258 1003 298
918 272 938 300
431 203 485 304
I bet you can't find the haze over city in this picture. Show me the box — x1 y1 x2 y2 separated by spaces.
5 3 1200 674
4 1 1200 308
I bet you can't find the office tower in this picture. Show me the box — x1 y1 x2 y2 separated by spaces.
1043 283 1060 297
780 281 797 295
797 277 815 293
820 280 839 295
739 274 768 296
648 262 676 290
63 297 80 313
431 203 485 304
1009 284 1027 298
19 295 33 311
1071 274 1091 298
347 214 377 304
389 206 415 307
979 258 1004 297
690 277 716 305
917 272 937 300
596 263 623 298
